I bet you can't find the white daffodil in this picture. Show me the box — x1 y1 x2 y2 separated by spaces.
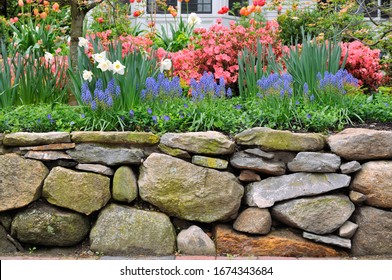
44 52 54 63
78 37 89 49
97 59 112 72
92 51 107 64
82 70 93 82
111 60 126 75
188 12 202 27
160 58 172 73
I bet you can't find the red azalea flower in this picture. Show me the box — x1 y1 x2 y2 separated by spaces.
218 6 229 14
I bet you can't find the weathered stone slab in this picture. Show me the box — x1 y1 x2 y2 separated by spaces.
139 153 243 223
233 208 271 235
287 152 341 173
42 167 111 215
238 170 261 182
160 132 235 155
11 201 90 247
71 131 159 145
271 195 355 234
302 232 351 249
75 164 114 176
339 221 358 238
192 155 228 170
327 128 392 160
113 166 138 203
230 151 286 175
177 225 216 256
235 127 326 151
3 132 70 146
24 151 73 161
158 144 191 158
19 143 76 151
350 161 392 208
340 161 361 174
245 173 351 208
244 148 275 159
90 204 176 256
0 154 49 211
66 144 144 166
352 206 392 256
214 224 346 257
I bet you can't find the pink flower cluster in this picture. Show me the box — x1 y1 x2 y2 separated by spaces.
159 20 282 86
340 41 388 90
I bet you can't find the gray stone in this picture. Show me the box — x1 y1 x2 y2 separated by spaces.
112 166 138 203
0 213 12 231
192 155 228 170
338 221 358 238
75 164 114 176
244 148 275 159
0 145 6 155
42 167 111 215
287 152 341 173
350 161 392 208
158 144 191 159
139 153 243 223
66 144 144 166
177 225 216 256
0 225 17 253
238 170 261 182
11 201 90 247
24 151 73 161
327 128 392 160
230 151 286 175
349 191 367 204
302 232 351 249
160 131 235 155
90 204 176 256
19 143 76 151
245 173 351 208
352 206 392 256
271 194 355 234
0 154 49 211
233 208 272 235
340 161 361 174
235 127 326 151
273 151 297 163
71 131 160 146
3 132 70 146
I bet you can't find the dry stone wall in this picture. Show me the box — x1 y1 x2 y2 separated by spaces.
0 128 392 257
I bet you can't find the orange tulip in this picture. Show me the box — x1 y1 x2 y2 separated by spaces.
239 7 247 16
18 0 24 7
40 12 47 19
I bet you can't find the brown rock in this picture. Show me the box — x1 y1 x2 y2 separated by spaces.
351 161 392 208
233 208 271 234
214 224 346 257
349 191 367 204
19 143 76 151
327 128 392 160
238 170 261 182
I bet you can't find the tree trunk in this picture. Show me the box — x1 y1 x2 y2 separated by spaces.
70 1 87 72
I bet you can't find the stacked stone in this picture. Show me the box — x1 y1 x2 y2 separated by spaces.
0 128 391 258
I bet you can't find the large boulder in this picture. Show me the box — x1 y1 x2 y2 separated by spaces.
66 144 144 166
112 166 138 203
350 161 392 208
235 127 326 151
138 153 243 223
3 132 70 146
42 167 111 215
90 204 176 256
287 152 341 173
0 154 49 211
11 201 90 246
214 224 346 257
351 206 392 256
271 194 355 234
177 225 216 256
327 128 392 160
160 131 235 155
245 173 351 208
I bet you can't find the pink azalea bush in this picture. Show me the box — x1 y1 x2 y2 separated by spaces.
158 20 283 87
340 41 388 90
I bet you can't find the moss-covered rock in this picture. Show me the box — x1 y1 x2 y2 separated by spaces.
90 204 176 256
3 132 70 146
71 131 159 146
235 127 326 151
112 166 138 203
11 201 90 247
158 144 191 158
42 167 111 215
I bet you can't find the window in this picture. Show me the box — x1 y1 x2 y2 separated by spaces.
360 0 391 19
181 0 212 14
